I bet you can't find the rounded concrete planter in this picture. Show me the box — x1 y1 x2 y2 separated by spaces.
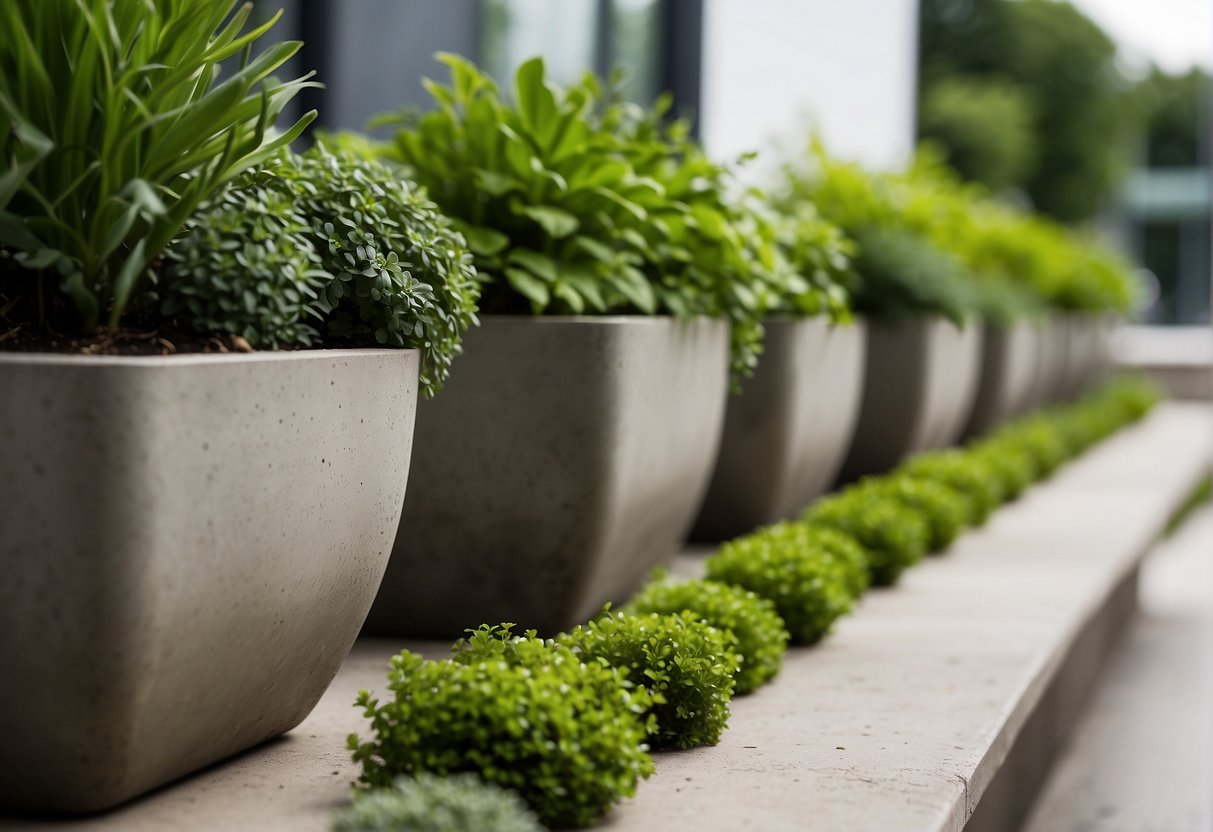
837 317 983 482
0 349 418 814
963 321 1042 438
690 317 866 541
365 315 730 637
1027 315 1069 409
1059 314 1113 399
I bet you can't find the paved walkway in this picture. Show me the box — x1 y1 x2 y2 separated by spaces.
1022 505 1213 832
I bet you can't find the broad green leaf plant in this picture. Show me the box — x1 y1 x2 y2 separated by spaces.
0 0 316 333
368 55 855 382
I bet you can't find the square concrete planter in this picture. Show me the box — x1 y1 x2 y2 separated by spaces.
0 349 418 814
963 321 1042 438
837 317 983 482
690 317 866 541
365 315 730 637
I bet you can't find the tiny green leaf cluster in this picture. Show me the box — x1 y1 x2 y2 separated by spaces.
857 475 970 552
704 524 869 644
559 609 741 750
896 450 1005 526
625 577 789 695
331 773 543 832
161 145 479 397
348 625 654 829
802 490 932 586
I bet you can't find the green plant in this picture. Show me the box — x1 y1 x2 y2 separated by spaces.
160 144 479 396
705 523 869 644
370 55 790 381
803 491 932 586
860 475 970 552
349 625 654 829
0 0 316 333
625 576 789 695
896 450 1005 526
849 225 979 325
967 441 1036 501
560 609 740 750
987 415 1070 479
332 773 543 832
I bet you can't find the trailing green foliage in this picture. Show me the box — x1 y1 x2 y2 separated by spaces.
858 475 970 552
0 0 316 332
966 442 1036 501
349 625 654 829
331 773 543 832
984 415 1070 480
803 491 932 586
560 609 740 750
705 524 869 644
160 145 479 396
625 577 790 695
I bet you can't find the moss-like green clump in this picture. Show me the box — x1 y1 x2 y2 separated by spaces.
705 523 869 643
626 577 790 695
349 625 654 829
559 610 741 750
332 773 543 832
802 490 932 586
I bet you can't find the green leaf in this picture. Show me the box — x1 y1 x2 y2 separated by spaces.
518 205 579 238
505 267 551 309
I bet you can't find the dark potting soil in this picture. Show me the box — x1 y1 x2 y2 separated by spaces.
0 323 254 356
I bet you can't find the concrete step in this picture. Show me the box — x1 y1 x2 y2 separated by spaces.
1020 505 1213 832
2 404 1210 832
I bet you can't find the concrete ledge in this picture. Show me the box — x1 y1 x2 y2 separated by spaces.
3 404 1210 832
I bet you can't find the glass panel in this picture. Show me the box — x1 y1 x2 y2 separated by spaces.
480 0 599 88
610 0 662 103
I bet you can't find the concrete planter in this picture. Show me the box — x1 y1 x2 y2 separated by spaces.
963 321 1042 438
691 317 866 541
838 317 983 482
1028 315 1069 409
366 315 730 637
0 349 418 813
1060 314 1114 399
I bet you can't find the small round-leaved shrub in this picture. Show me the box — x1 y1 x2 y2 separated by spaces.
968 442 1036 501
559 610 740 750
331 773 543 832
896 450 1005 526
862 475 969 552
349 625 654 829
162 144 479 397
705 523 869 644
625 577 790 695
989 416 1069 480
802 491 931 586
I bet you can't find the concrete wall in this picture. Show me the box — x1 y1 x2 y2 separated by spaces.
700 0 919 177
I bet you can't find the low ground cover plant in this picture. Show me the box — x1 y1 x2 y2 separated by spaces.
858 475 970 551
349 625 654 829
331 773 543 832
625 577 789 695
896 451 1005 526
802 491 932 586
704 524 868 644
160 145 479 395
560 609 741 750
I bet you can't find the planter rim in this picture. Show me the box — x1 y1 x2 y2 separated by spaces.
0 346 414 369
760 313 859 327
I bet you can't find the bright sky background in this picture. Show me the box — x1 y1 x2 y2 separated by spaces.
1070 0 1212 74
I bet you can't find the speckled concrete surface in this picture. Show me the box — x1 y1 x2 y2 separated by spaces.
1022 505 1213 832
367 316 731 637
692 318 866 541
1 404 1208 832
0 350 419 814
839 317 983 482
